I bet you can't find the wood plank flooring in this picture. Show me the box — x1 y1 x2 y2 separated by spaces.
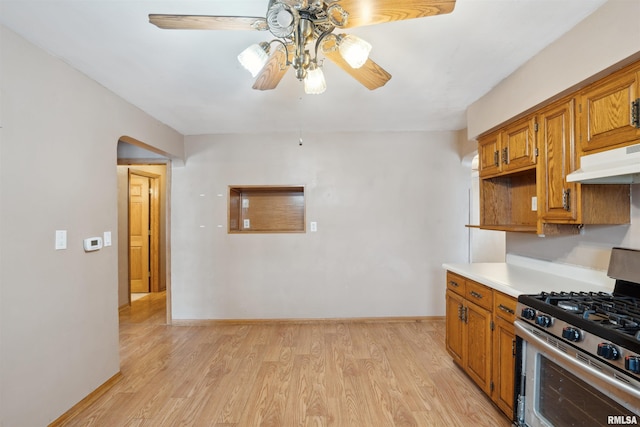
56 292 512 426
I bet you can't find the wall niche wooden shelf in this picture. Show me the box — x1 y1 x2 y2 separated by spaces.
479 168 538 233
228 185 305 233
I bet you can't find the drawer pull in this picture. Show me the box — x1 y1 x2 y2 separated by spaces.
449 280 460 288
498 304 515 315
470 290 483 299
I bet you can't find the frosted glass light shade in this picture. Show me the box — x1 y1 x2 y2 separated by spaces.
338 34 371 69
238 43 270 77
304 64 326 94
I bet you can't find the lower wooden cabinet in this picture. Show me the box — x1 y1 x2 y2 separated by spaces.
445 271 517 419
492 292 517 418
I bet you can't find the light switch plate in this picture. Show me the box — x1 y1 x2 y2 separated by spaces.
310 221 317 232
103 231 112 247
243 219 250 228
531 196 538 211
55 230 67 250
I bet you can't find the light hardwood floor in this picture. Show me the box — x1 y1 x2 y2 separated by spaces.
55 292 512 426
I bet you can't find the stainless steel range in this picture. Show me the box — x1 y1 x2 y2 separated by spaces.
515 247 640 427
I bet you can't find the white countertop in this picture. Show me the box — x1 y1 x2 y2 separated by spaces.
442 255 615 298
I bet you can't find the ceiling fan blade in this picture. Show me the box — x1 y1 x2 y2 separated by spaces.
335 0 456 28
253 45 290 91
321 38 391 90
149 14 268 31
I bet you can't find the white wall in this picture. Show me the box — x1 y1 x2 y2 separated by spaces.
467 0 640 139
0 25 183 426
506 185 640 271
171 131 470 320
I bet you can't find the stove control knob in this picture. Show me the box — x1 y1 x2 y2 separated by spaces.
561 327 581 342
625 356 640 373
535 315 552 328
522 308 536 320
597 343 619 360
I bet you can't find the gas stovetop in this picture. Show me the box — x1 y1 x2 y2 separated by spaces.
519 291 640 344
517 287 640 379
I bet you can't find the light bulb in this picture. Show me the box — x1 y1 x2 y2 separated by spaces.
304 64 326 95
338 34 371 69
238 42 270 77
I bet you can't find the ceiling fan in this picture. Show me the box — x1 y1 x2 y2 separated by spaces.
149 0 456 94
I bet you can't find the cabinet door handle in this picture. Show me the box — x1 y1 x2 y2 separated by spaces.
498 304 515 315
494 150 499 167
562 188 571 211
449 280 460 288
470 290 483 300
502 147 509 165
464 306 469 323
632 98 640 128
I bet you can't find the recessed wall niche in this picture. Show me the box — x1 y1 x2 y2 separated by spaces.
228 186 305 233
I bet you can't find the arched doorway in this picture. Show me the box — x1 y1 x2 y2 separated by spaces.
117 137 172 323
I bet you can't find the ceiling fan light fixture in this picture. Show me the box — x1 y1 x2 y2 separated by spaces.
238 42 270 77
338 34 372 69
304 63 326 95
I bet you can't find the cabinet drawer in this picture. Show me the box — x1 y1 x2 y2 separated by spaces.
494 292 517 323
466 280 493 311
446 272 466 296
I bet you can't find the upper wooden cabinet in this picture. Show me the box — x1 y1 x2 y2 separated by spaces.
577 62 640 154
537 98 578 223
537 97 631 227
502 116 538 172
477 59 638 234
479 116 537 178
478 130 502 177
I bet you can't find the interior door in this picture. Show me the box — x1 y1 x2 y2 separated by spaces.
129 173 150 293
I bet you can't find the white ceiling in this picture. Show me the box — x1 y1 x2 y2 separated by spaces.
0 0 608 136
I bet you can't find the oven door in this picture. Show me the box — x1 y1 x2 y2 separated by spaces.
515 320 640 427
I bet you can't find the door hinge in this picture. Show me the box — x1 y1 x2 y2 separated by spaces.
534 122 539 132
490 381 495 392
490 320 495 331
534 147 539 157
632 98 640 128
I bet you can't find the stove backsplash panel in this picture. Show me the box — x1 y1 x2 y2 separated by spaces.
608 247 640 284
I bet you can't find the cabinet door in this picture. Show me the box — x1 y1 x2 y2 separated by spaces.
538 98 578 222
445 290 465 366
502 116 537 172
492 317 516 418
478 131 502 177
578 66 640 153
465 301 492 394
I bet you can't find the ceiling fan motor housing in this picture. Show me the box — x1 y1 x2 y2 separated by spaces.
266 2 296 37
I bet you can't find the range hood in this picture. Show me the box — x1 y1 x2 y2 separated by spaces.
566 143 640 184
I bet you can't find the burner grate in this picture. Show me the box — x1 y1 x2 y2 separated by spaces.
534 291 640 339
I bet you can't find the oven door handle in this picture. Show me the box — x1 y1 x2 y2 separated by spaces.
515 320 640 407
